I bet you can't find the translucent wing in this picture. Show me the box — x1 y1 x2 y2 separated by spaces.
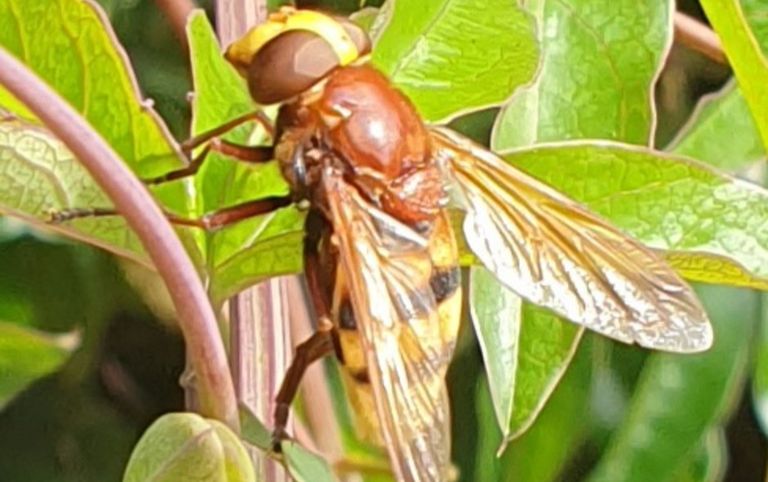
323 169 453 481
432 127 712 352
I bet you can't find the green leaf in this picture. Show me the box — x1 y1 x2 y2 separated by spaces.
0 121 147 263
666 0 767 174
470 266 585 443
700 0 768 151
499 339 593 482
585 285 756 482
0 321 78 408
372 0 538 122
187 12 287 214
752 294 768 434
123 412 256 482
281 440 338 482
210 419 259 482
504 305 583 441
0 0 182 177
185 12 304 302
493 0 672 149
0 0 186 265
239 404 272 451
505 141 768 289
667 80 765 170
477 0 672 445
670 428 727 482
469 267 521 440
742 0 768 55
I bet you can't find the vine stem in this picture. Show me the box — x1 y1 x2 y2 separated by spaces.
154 0 196 48
674 11 727 65
211 1 343 478
0 46 238 428
213 2 300 482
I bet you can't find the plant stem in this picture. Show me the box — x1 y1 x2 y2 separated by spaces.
0 47 239 428
229 283 293 481
213 1 343 477
154 0 196 48
213 1 295 481
674 11 727 65
216 0 268 47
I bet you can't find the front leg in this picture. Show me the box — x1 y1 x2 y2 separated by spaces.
143 142 275 185
144 110 276 185
181 110 274 153
48 196 292 231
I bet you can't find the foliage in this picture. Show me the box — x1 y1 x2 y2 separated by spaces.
0 0 767 481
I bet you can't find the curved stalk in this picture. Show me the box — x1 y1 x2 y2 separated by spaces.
0 46 239 429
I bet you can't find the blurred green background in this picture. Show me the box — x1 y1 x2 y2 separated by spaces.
0 0 766 481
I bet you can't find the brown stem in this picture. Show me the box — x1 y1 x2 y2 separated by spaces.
215 0 268 47
214 2 342 477
674 11 728 65
213 1 295 481
0 47 238 427
154 0 196 49
229 284 293 481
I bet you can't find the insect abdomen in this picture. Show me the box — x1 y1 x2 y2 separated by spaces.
332 211 462 446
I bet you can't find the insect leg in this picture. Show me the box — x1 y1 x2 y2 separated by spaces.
180 196 293 230
272 324 335 444
181 110 274 152
143 110 275 185
48 196 292 230
143 142 275 185
47 207 120 223
272 210 337 444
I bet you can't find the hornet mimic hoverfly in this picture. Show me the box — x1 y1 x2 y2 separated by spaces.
58 7 713 482
221 8 713 481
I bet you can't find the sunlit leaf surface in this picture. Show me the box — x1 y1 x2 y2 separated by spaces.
469 267 520 439
0 0 190 264
473 0 674 447
123 413 256 482
372 0 538 122
0 0 182 177
493 0 672 148
505 142 768 288
701 0 768 150
185 13 303 302
667 80 765 170
0 121 147 262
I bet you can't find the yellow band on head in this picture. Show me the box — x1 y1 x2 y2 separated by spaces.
226 7 359 68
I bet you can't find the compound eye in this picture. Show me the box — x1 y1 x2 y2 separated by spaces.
246 30 340 105
225 9 372 105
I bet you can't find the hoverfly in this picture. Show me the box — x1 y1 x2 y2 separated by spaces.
55 7 713 481
218 8 713 481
